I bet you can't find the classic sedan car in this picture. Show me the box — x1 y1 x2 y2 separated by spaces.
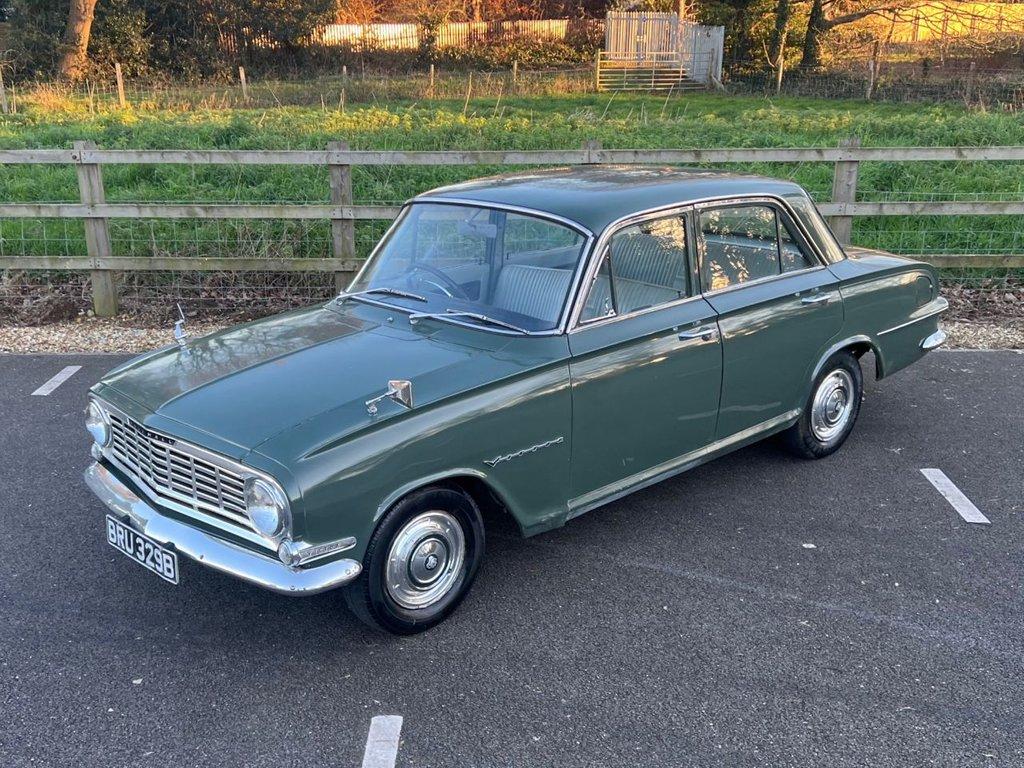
85 166 947 634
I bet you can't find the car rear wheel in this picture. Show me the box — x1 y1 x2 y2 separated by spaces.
783 351 863 459
345 486 484 635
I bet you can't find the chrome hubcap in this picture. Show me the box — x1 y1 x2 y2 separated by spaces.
811 369 855 442
385 511 465 609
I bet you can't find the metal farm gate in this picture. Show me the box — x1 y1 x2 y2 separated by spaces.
598 12 724 92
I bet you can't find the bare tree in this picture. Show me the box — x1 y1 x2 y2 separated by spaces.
57 0 99 81
798 0 1000 70
768 0 790 69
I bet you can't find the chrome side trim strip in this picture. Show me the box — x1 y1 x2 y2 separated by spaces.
567 408 801 518
85 462 361 596
877 297 949 336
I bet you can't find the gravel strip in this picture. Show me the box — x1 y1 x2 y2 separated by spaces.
1 316 1022 354
0 318 229 354
944 320 1024 350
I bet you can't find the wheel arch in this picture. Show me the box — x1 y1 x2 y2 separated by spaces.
372 469 524 536
812 334 885 382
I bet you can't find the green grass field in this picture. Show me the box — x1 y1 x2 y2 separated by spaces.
1 90 1021 298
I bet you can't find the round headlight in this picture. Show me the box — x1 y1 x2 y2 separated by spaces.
86 401 111 447
244 477 290 540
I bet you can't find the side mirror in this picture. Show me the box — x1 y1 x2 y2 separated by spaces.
387 379 413 410
365 379 414 415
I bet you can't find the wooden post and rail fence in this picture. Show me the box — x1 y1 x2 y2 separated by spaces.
0 140 1022 316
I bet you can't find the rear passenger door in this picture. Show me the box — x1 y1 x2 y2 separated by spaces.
567 210 723 512
696 199 843 439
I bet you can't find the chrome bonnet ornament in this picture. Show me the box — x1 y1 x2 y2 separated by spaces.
365 379 414 416
173 303 189 349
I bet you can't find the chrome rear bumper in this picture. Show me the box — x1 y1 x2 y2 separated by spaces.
921 329 947 350
84 462 361 596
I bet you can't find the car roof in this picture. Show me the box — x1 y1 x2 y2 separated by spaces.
413 165 808 234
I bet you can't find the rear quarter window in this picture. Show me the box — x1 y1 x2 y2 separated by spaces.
785 193 847 264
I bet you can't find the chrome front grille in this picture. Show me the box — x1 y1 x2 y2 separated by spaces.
107 412 251 530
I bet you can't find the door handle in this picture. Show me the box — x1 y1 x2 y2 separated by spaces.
678 324 718 342
801 292 836 306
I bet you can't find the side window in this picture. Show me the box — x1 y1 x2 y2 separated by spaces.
699 205 780 291
785 193 846 264
580 215 690 322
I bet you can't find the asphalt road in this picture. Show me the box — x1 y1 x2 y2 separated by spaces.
2 350 1022 768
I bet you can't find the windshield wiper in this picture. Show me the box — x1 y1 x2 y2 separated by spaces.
408 309 530 335
336 287 427 304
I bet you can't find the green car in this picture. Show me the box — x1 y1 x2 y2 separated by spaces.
85 167 947 634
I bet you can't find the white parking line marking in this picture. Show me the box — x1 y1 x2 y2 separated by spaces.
31 365 82 396
921 468 991 525
361 715 403 768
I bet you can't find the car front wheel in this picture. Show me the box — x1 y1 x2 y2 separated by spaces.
783 351 863 459
345 486 484 635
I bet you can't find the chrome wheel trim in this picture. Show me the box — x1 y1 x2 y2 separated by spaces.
810 369 855 442
385 511 465 610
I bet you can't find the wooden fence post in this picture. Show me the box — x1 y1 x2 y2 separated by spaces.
0 67 8 115
428 63 435 98
114 62 126 108
511 60 518 94
829 136 861 245
73 140 119 316
328 140 356 293
238 66 249 102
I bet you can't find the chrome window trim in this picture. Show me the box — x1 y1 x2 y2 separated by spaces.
573 294 708 332
410 196 594 239
345 197 595 336
568 193 834 331
693 195 830 298
699 264 829 299
568 202 699 331
92 397 280 551
692 194 831 267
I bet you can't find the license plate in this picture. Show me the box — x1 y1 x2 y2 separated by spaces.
106 515 179 585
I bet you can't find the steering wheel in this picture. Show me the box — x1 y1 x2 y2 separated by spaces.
408 263 470 300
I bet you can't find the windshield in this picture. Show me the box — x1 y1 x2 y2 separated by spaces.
346 203 589 332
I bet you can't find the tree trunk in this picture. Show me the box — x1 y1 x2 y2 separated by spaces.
57 0 99 81
799 0 827 71
768 0 790 67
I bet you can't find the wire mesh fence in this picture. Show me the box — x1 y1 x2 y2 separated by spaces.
3 67 597 114
725 61 1024 109
7 59 1024 116
1 147 1022 322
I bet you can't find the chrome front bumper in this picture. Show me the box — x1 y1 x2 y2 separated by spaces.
84 462 361 596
